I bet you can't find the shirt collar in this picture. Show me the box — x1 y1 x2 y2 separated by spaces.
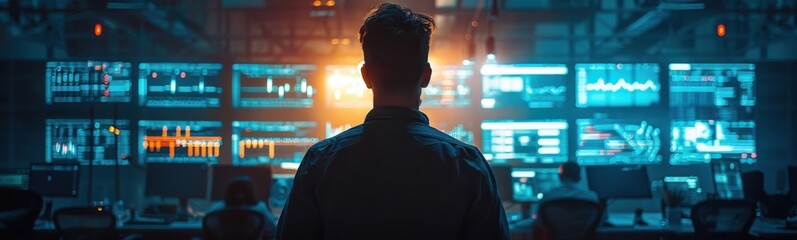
364 106 430 125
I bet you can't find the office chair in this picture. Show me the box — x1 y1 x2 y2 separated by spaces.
741 171 766 202
203 209 266 240
536 199 602 240
690 200 756 240
0 188 43 239
53 207 117 240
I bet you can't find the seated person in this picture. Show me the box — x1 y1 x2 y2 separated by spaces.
207 176 277 237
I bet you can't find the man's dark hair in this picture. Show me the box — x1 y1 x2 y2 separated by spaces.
559 162 581 183
358 3 435 91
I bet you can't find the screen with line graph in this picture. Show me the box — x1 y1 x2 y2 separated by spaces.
422 65 474 107
575 63 660 107
431 122 476 145
481 120 568 164
481 64 568 109
576 119 662 165
46 119 131 165
138 63 223 107
670 120 756 165
325 65 371 108
139 120 222 163
46 61 132 104
232 121 319 170
669 63 755 108
232 64 317 108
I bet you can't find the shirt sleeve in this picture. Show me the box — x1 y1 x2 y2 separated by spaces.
463 148 511 240
275 148 325 239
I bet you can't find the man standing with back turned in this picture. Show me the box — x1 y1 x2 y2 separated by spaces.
276 3 509 239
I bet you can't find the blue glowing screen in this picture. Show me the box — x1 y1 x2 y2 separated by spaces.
711 159 745 199
481 64 568 108
138 63 223 107
511 167 560 202
431 122 476 145
46 61 132 104
576 119 662 165
670 120 756 165
576 63 660 107
481 120 568 164
232 64 317 108
232 121 318 171
46 119 131 165
669 63 755 108
422 65 474 107
139 120 222 163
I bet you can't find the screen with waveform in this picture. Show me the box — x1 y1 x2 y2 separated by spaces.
46 61 132 104
325 65 371 108
422 65 473 107
232 64 317 108
232 121 318 171
669 63 755 108
46 119 131 165
576 119 662 165
430 122 476 145
670 120 756 165
575 63 660 107
480 64 568 109
481 120 568 164
138 63 223 107
139 120 222 163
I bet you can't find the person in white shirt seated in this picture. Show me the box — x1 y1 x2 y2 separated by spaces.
207 176 277 238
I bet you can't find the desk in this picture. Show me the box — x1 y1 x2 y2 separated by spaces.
33 221 203 240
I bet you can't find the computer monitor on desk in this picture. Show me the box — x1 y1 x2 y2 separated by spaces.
145 163 209 217
587 165 652 226
211 165 272 202
493 165 560 203
663 176 703 207
711 159 745 199
28 163 80 197
0 168 30 190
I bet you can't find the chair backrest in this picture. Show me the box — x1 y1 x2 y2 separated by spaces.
0 188 43 238
741 171 766 201
691 200 756 238
203 209 265 240
538 199 602 240
53 207 116 240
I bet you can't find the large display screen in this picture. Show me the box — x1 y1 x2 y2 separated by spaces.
670 120 756 165
139 120 222 163
481 64 568 108
576 119 662 165
46 61 132 104
232 121 318 170
232 64 317 108
481 120 568 164
669 63 755 108
46 119 131 165
422 65 473 107
138 63 223 107
576 63 660 107
430 122 476 146
325 65 371 108
325 121 357 139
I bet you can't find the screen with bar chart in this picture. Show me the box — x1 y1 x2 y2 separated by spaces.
138 63 223 107
139 120 222 163
669 63 756 108
232 121 319 170
481 120 568 164
232 64 317 108
481 64 568 109
670 120 756 165
325 65 371 108
46 119 131 165
576 119 662 165
575 63 660 107
46 61 132 104
325 121 358 139
422 65 473 107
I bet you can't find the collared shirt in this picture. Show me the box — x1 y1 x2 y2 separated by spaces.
540 182 599 204
276 106 510 240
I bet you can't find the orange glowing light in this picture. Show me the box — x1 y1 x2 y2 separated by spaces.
341 38 350 45
326 0 335 7
717 24 726 37
312 0 321 6
94 23 102 36
331 38 340 45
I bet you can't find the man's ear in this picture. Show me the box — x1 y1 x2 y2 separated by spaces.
361 63 373 89
420 62 432 88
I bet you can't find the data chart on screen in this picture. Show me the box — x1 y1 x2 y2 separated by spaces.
576 63 660 107
139 120 222 163
325 121 358 139
481 64 568 108
511 167 560 202
325 65 371 108
431 122 476 145
46 119 131 165
669 63 755 107
233 64 317 108
138 63 223 107
670 120 756 165
481 120 568 164
422 65 473 107
576 119 662 165
46 61 132 104
232 121 319 170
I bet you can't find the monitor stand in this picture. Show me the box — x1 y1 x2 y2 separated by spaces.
176 197 190 222
40 200 53 221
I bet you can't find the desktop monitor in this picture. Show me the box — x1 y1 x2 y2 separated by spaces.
586 165 652 199
711 159 745 199
211 165 273 201
663 176 703 207
0 168 30 189
145 163 208 199
28 164 80 197
491 166 560 202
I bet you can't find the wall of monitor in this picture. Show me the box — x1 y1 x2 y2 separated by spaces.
0 60 795 208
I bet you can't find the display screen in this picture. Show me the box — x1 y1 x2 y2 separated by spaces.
711 159 745 200
511 167 560 202
139 120 222 163
138 63 223 107
422 65 473 107
481 64 568 108
670 120 756 165
0 169 30 190
325 65 371 108
663 176 703 206
46 119 131 165
232 121 319 171
481 120 568 164
431 122 476 145
46 61 132 104
575 63 660 107
576 119 662 165
232 64 317 108
325 121 357 139
669 63 755 108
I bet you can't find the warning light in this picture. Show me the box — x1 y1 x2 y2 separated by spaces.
717 24 726 37
94 23 103 37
